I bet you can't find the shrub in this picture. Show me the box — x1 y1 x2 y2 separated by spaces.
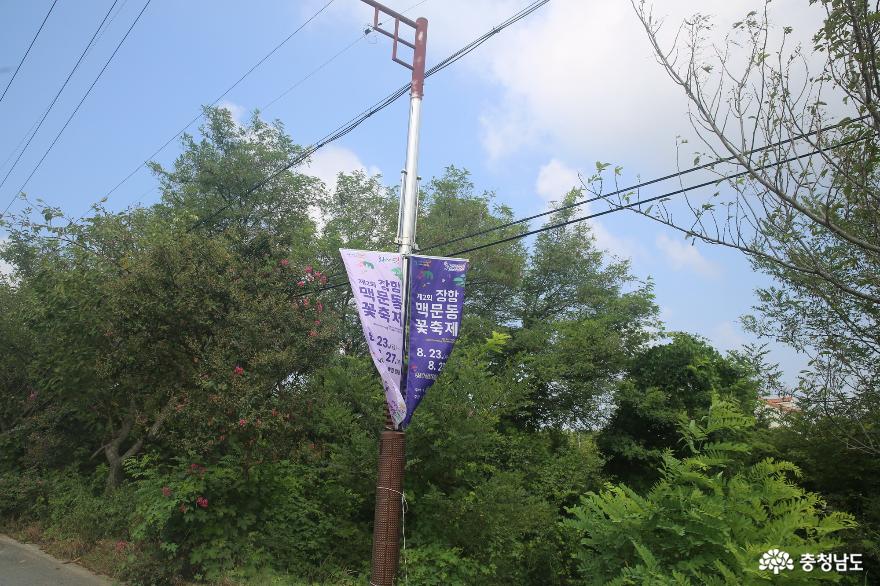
564 397 857 584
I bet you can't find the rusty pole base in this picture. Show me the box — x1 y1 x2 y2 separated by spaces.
370 429 405 586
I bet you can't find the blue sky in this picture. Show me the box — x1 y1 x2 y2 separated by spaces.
0 0 831 387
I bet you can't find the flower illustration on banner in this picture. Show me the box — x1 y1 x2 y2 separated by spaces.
391 267 403 280
362 261 375 269
453 275 466 287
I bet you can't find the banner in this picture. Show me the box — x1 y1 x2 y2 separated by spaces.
402 255 469 428
340 249 407 427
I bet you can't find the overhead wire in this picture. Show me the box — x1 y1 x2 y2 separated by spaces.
314 114 870 285
1 0 151 219
102 0 338 201
301 133 869 298
419 114 873 253
0 0 121 211
260 0 433 113
0 0 60 104
187 0 551 233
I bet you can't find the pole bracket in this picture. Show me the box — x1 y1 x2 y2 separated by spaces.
361 0 428 98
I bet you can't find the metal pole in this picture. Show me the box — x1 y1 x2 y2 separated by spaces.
367 8 428 585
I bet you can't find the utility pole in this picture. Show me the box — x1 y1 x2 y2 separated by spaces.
360 2 428 585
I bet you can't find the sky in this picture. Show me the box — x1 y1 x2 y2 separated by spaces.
0 0 834 388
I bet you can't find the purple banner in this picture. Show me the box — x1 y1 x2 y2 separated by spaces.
402 255 469 428
340 249 407 427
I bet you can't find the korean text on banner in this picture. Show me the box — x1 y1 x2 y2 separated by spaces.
403 255 469 428
340 249 407 427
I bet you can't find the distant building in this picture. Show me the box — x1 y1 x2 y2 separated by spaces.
758 395 799 428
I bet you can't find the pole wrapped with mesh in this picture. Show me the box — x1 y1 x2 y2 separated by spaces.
370 429 405 585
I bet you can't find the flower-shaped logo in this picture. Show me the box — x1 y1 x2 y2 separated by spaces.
759 549 794 574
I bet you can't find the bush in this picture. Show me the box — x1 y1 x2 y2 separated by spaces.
43 469 133 543
127 454 366 582
402 543 493 585
564 397 857 584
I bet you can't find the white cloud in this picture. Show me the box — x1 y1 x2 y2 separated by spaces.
306 144 381 192
534 159 642 260
0 239 12 278
324 0 826 164
535 158 580 203
655 232 719 277
217 100 246 124
711 320 748 352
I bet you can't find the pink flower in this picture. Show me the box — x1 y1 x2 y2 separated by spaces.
239 418 247 427
196 496 209 509
314 319 321 325
303 298 310 307
306 265 313 273
162 486 172 498
309 330 318 337
271 409 278 417
316 301 324 313
27 391 37 402
233 365 244 376
179 504 188 513
320 275 328 284
115 540 127 553
279 258 289 267
297 281 305 287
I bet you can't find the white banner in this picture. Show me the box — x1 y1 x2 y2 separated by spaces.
340 249 406 427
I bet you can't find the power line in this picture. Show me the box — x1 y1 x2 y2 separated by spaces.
420 114 872 253
302 134 868 297
188 0 551 233
5 0 153 211
0 0 60 104
312 115 869 285
102 0 338 201
260 34 369 113
260 0 433 112
0 0 120 204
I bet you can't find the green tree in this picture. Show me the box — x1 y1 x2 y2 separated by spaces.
598 333 759 488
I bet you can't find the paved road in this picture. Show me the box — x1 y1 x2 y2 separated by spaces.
0 536 113 586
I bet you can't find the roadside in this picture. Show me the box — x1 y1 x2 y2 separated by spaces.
0 535 114 586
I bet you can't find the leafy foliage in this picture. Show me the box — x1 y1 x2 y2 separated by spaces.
565 397 856 585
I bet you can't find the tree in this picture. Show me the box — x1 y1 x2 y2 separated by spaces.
502 190 659 431
566 397 856 584
0 108 334 488
598 333 759 488
615 1 880 451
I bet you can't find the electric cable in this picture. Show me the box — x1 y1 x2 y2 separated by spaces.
314 114 870 285
102 0 338 200
0 0 60 104
187 0 551 233
0 0 121 211
419 114 872 253
301 134 869 297
1 0 151 219
260 0 432 113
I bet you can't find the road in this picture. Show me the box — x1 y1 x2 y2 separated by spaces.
0 535 113 586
